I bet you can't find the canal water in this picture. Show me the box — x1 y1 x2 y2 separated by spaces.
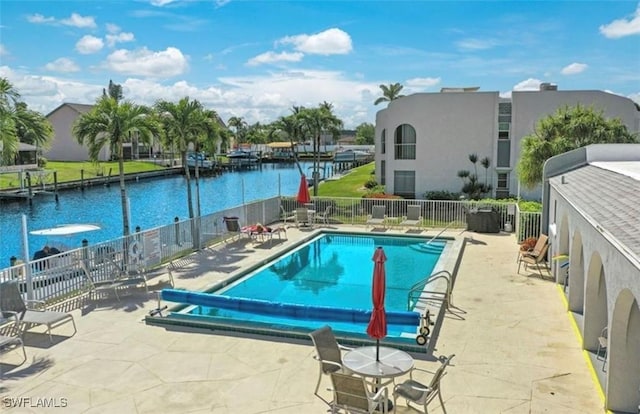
0 161 330 266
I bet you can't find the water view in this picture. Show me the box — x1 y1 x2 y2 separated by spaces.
0 161 329 266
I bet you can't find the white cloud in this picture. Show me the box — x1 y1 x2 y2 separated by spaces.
278 28 352 55
216 0 231 7
76 35 104 54
513 78 543 91
0 44 7 56
455 38 498 50
61 13 96 28
106 32 135 47
150 0 179 6
628 92 640 104
561 62 588 75
247 51 304 66
106 23 121 34
405 77 441 89
599 4 640 38
26 13 55 24
44 58 80 73
104 47 188 77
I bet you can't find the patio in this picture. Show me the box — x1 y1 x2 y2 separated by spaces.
0 227 603 413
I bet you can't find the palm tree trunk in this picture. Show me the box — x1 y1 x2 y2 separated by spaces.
181 150 197 249
118 143 130 236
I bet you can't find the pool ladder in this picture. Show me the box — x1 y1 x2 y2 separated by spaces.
407 270 453 312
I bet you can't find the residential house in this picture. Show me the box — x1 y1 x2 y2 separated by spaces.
375 85 640 200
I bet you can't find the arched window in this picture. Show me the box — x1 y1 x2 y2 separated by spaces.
394 124 416 160
381 129 386 154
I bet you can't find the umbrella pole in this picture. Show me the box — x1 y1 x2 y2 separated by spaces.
376 339 380 361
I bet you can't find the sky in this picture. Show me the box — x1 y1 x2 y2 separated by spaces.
0 1 639 129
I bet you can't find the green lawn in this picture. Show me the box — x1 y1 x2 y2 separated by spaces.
318 162 374 197
0 161 166 190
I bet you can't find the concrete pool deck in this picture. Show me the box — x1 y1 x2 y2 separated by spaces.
0 227 604 413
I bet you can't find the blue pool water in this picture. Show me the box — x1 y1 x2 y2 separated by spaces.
175 232 447 344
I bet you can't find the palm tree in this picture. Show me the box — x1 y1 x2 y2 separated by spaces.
227 116 247 149
74 97 159 236
374 82 405 106
270 114 304 176
0 78 53 165
299 104 343 196
154 98 215 223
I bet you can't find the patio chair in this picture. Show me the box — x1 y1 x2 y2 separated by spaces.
295 207 313 228
280 205 295 226
393 354 455 414
330 372 390 413
596 326 608 371
366 206 387 229
315 205 332 227
0 313 26 366
223 216 243 242
517 243 549 278
517 234 548 263
79 259 147 301
0 281 76 343
401 205 423 230
309 325 353 404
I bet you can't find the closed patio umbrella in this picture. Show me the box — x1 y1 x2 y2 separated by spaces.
367 246 387 361
296 174 311 204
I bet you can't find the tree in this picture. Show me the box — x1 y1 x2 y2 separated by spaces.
355 122 375 145
458 153 492 200
74 97 159 236
155 97 218 223
270 113 305 176
374 82 404 106
517 105 638 189
103 79 123 102
0 78 53 165
299 104 343 196
227 116 247 148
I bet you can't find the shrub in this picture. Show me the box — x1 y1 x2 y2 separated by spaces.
364 178 378 189
37 157 47 168
424 190 461 200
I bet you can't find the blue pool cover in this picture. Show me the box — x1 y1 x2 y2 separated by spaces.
161 289 421 326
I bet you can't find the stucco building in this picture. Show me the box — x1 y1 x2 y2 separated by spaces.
543 144 640 412
375 85 640 200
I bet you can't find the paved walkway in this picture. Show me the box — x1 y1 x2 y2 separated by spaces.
0 227 603 413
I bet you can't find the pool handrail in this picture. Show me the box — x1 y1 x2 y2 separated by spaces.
422 220 457 246
407 270 453 312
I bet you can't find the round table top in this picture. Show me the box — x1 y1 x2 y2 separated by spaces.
342 346 414 379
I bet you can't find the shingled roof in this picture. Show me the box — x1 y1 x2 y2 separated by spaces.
549 162 640 263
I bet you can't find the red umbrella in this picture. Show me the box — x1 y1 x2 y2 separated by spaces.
367 246 387 361
296 174 311 204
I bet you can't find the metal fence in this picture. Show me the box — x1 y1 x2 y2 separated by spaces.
0 195 542 304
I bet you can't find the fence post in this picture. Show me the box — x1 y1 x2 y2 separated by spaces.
174 217 181 246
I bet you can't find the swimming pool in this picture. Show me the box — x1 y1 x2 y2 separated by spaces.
156 231 457 350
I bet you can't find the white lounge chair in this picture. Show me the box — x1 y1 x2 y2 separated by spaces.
366 205 387 229
0 281 76 343
401 205 423 230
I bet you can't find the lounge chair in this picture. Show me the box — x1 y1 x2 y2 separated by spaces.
400 205 423 230
223 216 243 242
295 208 313 228
309 325 353 405
330 372 390 413
366 205 387 229
79 259 147 301
280 205 295 225
0 281 76 343
242 224 287 245
517 242 549 278
0 313 26 366
517 234 548 263
393 354 455 414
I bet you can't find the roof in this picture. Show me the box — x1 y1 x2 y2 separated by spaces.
267 142 294 148
549 162 640 263
46 102 94 117
18 142 37 151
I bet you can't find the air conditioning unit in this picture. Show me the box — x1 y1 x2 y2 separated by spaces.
539 82 558 91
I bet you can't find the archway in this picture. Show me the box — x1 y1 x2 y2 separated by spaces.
583 252 607 350
606 290 640 412
556 215 570 285
568 230 585 313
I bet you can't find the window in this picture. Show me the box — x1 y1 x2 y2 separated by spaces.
496 172 509 198
381 129 386 154
497 140 511 167
394 124 416 160
394 170 415 198
380 160 386 185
